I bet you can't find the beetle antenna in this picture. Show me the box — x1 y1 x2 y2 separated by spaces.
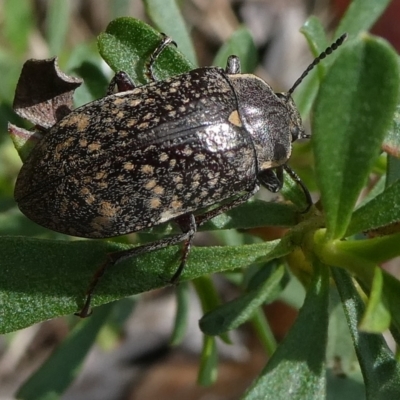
286 33 348 99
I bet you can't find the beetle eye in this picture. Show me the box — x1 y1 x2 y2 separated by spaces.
290 125 300 142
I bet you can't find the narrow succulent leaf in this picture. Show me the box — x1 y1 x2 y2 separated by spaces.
198 335 218 386
335 0 393 38
346 180 400 236
360 266 391 333
170 281 190 346
144 0 197 65
199 264 287 335
296 16 328 118
243 261 330 400
1 236 293 333
17 303 114 399
383 102 400 158
98 17 193 86
332 267 400 400
313 35 400 240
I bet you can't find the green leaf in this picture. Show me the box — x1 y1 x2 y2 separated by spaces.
170 281 190 346
243 261 330 400
213 27 258 73
387 156 400 185
383 102 400 158
46 0 71 56
192 275 230 344
326 288 365 398
143 0 197 65
346 180 400 236
97 17 193 86
203 200 298 231
295 17 328 118
314 232 400 336
3 0 33 54
360 266 391 333
313 35 400 240
0 236 293 334
17 303 114 399
199 264 287 335
335 0 393 38
198 335 218 386
251 306 277 356
332 267 400 399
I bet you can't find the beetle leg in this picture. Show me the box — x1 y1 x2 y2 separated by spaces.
169 214 197 283
147 33 177 82
75 213 197 318
283 165 313 212
257 167 283 193
107 71 136 95
225 55 241 75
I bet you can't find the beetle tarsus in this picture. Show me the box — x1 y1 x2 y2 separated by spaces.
147 33 177 82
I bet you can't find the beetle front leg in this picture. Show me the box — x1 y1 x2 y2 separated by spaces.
258 167 284 193
283 165 313 212
107 71 136 95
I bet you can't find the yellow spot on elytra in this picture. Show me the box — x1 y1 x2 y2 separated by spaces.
173 175 183 183
182 146 193 156
88 142 101 151
141 164 154 174
91 216 111 230
150 197 162 209
80 139 88 147
159 153 169 162
143 112 153 120
153 185 164 195
126 119 137 128
228 110 242 127
171 200 182 210
124 162 135 170
145 180 157 190
81 188 96 205
99 201 117 217
138 122 150 129
64 114 90 131
194 153 206 162
130 99 141 107
113 97 125 105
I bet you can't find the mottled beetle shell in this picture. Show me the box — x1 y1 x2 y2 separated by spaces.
15 67 295 238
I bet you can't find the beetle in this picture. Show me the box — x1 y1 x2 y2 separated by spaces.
14 32 347 316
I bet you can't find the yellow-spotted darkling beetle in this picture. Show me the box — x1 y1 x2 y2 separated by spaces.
14 33 347 316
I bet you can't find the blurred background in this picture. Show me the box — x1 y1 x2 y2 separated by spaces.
0 0 399 399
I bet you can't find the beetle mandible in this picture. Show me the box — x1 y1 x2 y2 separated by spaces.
14 33 347 316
